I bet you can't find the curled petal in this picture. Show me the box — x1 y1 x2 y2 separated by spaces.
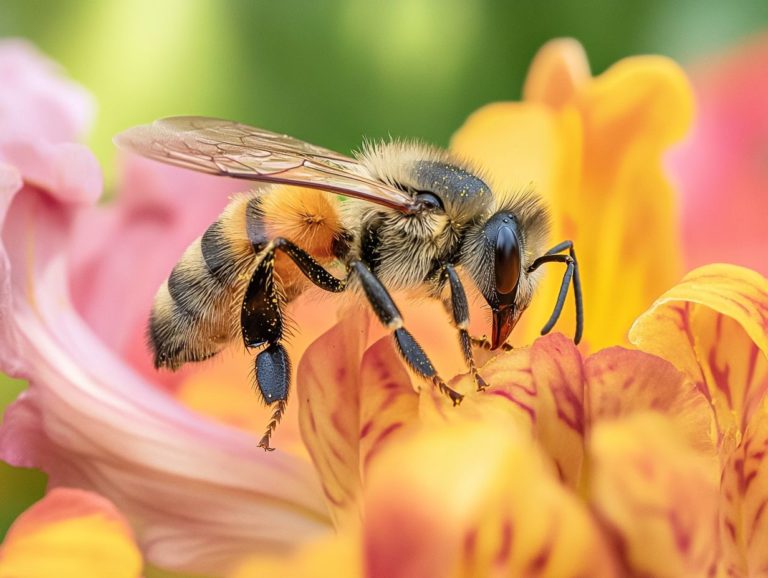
358 336 419 478
720 401 768 576
0 488 142 577
0 157 331 574
586 347 716 454
589 414 719 577
363 420 618 578
630 264 768 438
523 37 591 108
0 141 101 205
298 309 369 527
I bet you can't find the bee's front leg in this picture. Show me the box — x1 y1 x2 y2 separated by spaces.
441 264 490 391
350 260 463 406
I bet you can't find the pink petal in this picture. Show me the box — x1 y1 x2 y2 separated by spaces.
0 140 102 205
0 160 331 575
667 35 768 275
0 39 94 142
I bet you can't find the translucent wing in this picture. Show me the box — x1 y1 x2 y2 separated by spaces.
115 116 417 212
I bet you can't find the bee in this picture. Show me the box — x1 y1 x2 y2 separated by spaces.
115 116 583 450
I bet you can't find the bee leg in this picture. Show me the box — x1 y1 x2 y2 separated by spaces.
271 238 346 292
241 247 291 451
527 240 583 344
243 239 347 450
442 265 488 391
350 260 463 406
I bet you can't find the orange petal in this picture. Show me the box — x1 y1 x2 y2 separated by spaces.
418 334 586 488
297 309 369 527
720 401 768 576
358 336 419 477
0 488 142 578
589 414 719 577
528 333 586 487
630 264 768 441
363 420 618 578
586 347 716 454
523 38 591 108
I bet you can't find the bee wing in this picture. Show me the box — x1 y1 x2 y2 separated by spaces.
115 116 416 212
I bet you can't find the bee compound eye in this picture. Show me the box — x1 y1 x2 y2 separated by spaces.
495 225 521 296
414 192 444 211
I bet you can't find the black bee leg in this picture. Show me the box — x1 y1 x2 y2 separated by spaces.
242 239 347 451
442 265 488 391
350 260 463 406
241 248 290 451
469 335 514 352
272 238 346 293
527 240 583 344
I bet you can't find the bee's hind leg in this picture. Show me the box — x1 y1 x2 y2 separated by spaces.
241 247 290 451
350 260 463 406
242 238 347 451
442 264 489 391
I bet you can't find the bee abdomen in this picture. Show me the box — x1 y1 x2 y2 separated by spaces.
149 195 258 370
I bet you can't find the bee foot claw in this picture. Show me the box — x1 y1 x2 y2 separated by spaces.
258 439 276 452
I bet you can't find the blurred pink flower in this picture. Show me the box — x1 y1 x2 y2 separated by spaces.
0 40 331 574
668 34 768 276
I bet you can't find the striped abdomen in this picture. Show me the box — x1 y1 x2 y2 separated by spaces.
148 186 345 370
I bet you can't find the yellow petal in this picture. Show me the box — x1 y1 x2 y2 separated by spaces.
586 346 716 455
451 46 694 350
363 419 618 578
720 400 768 577
523 38 591 108
0 488 142 578
630 264 768 442
230 532 361 578
589 414 719 578
571 56 693 350
450 101 580 214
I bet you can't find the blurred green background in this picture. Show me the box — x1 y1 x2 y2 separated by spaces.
0 0 766 554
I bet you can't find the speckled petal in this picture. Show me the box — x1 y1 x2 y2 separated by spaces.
630 264 768 443
363 420 618 578
720 401 768 577
589 414 719 577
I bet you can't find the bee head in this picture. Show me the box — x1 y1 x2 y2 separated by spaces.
460 196 550 350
